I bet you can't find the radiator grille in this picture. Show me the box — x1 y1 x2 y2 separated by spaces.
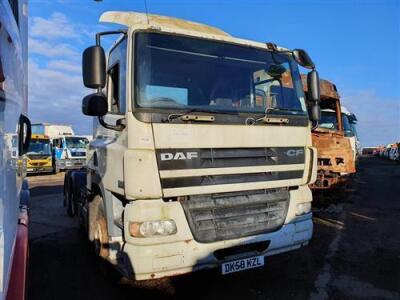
181 188 289 243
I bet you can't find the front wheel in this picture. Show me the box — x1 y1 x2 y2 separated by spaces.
91 195 109 258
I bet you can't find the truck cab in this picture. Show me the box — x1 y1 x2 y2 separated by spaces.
341 106 361 162
53 136 89 172
303 78 356 189
66 11 321 281
26 134 53 174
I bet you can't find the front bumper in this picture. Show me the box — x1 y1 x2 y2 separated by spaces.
27 166 52 173
122 214 312 280
58 159 86 170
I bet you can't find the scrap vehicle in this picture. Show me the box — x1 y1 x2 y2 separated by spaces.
64 11 321 280
52 135 89 172
363 147 379 156
303 77 356 189
341 106 361 162
388 143 399 161
0 0 30 299
26 134 53 174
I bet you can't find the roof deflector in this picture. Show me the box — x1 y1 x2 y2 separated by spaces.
99 11 230 37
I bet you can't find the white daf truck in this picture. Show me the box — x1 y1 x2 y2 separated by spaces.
64 11 321 280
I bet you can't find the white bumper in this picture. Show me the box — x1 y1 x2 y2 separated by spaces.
122 214 312 280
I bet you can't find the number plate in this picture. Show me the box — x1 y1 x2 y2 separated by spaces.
222 255 264 275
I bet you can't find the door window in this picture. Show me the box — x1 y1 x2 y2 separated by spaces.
107 38 127 114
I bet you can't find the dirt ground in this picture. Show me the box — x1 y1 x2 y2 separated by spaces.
27 157 400 300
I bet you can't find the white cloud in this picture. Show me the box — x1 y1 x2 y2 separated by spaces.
30 12 80 41
341 90 400 147
29 38 79 58
47 59 81 73
28 60 91 134
28 11 95 134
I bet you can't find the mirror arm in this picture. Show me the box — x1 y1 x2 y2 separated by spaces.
98 116 125 131
311 120 319 130
96 29 128 46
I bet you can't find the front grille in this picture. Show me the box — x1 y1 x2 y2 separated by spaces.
71 152 86 157
31 162 46 167
156 147 305 170
161 171 303 188
180 188 289 243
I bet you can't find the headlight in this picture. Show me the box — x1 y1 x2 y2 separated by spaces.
296 202 311 216
129 220 177 238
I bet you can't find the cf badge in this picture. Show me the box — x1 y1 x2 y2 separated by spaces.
286 149 304 157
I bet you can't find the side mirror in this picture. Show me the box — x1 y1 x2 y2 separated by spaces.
82 45 106 89
307 70 320 123
307 70 320 102
293 49 315 69
82 93 108 116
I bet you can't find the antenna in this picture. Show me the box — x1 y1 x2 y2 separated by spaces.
143 0 150 25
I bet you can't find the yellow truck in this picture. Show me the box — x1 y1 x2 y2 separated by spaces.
26 134 53 174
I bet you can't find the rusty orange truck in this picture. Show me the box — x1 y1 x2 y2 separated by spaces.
303 77 356 189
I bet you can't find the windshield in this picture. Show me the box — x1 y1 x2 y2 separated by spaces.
319 111 339 130
65 137 89 149
27 139 51 156
135 33 306 115
342 114 354 137
318 111 353 135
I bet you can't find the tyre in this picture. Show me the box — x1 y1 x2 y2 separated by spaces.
65 185 76 217
91 195 109 258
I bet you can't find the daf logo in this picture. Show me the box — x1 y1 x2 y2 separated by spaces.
160 152 199 161
286 149 304 157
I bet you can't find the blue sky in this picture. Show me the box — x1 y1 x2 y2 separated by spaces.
28 0 400 146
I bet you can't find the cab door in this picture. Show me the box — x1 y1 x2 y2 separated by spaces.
92 37 128 195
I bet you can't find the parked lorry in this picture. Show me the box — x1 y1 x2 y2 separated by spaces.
52 135 89 172
64 11 321 280
26 134 53 174
341 106 361 162
32 122 74 138
0 0 30 299
303 78 356 189
31 123 89 172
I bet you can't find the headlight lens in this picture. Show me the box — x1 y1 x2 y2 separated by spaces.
129 220 177 238
296 202 312 216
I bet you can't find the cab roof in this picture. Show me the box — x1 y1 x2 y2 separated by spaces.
100 11 290 52
301 75 340 101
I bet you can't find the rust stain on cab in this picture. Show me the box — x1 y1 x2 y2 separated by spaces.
302 76 356 189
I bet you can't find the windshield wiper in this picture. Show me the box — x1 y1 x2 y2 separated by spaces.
163 108 236 123
246 108 292 125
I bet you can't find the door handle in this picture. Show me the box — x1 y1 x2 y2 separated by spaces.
0 57 5 84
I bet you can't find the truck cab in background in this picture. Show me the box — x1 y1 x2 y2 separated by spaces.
65 11 321 281
26 134 53 174
341 106 361 163
0 0 30 299
53 136 89 172
32 122 74 138
303 78 356 189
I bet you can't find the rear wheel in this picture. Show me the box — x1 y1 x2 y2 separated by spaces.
65 185 76 217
